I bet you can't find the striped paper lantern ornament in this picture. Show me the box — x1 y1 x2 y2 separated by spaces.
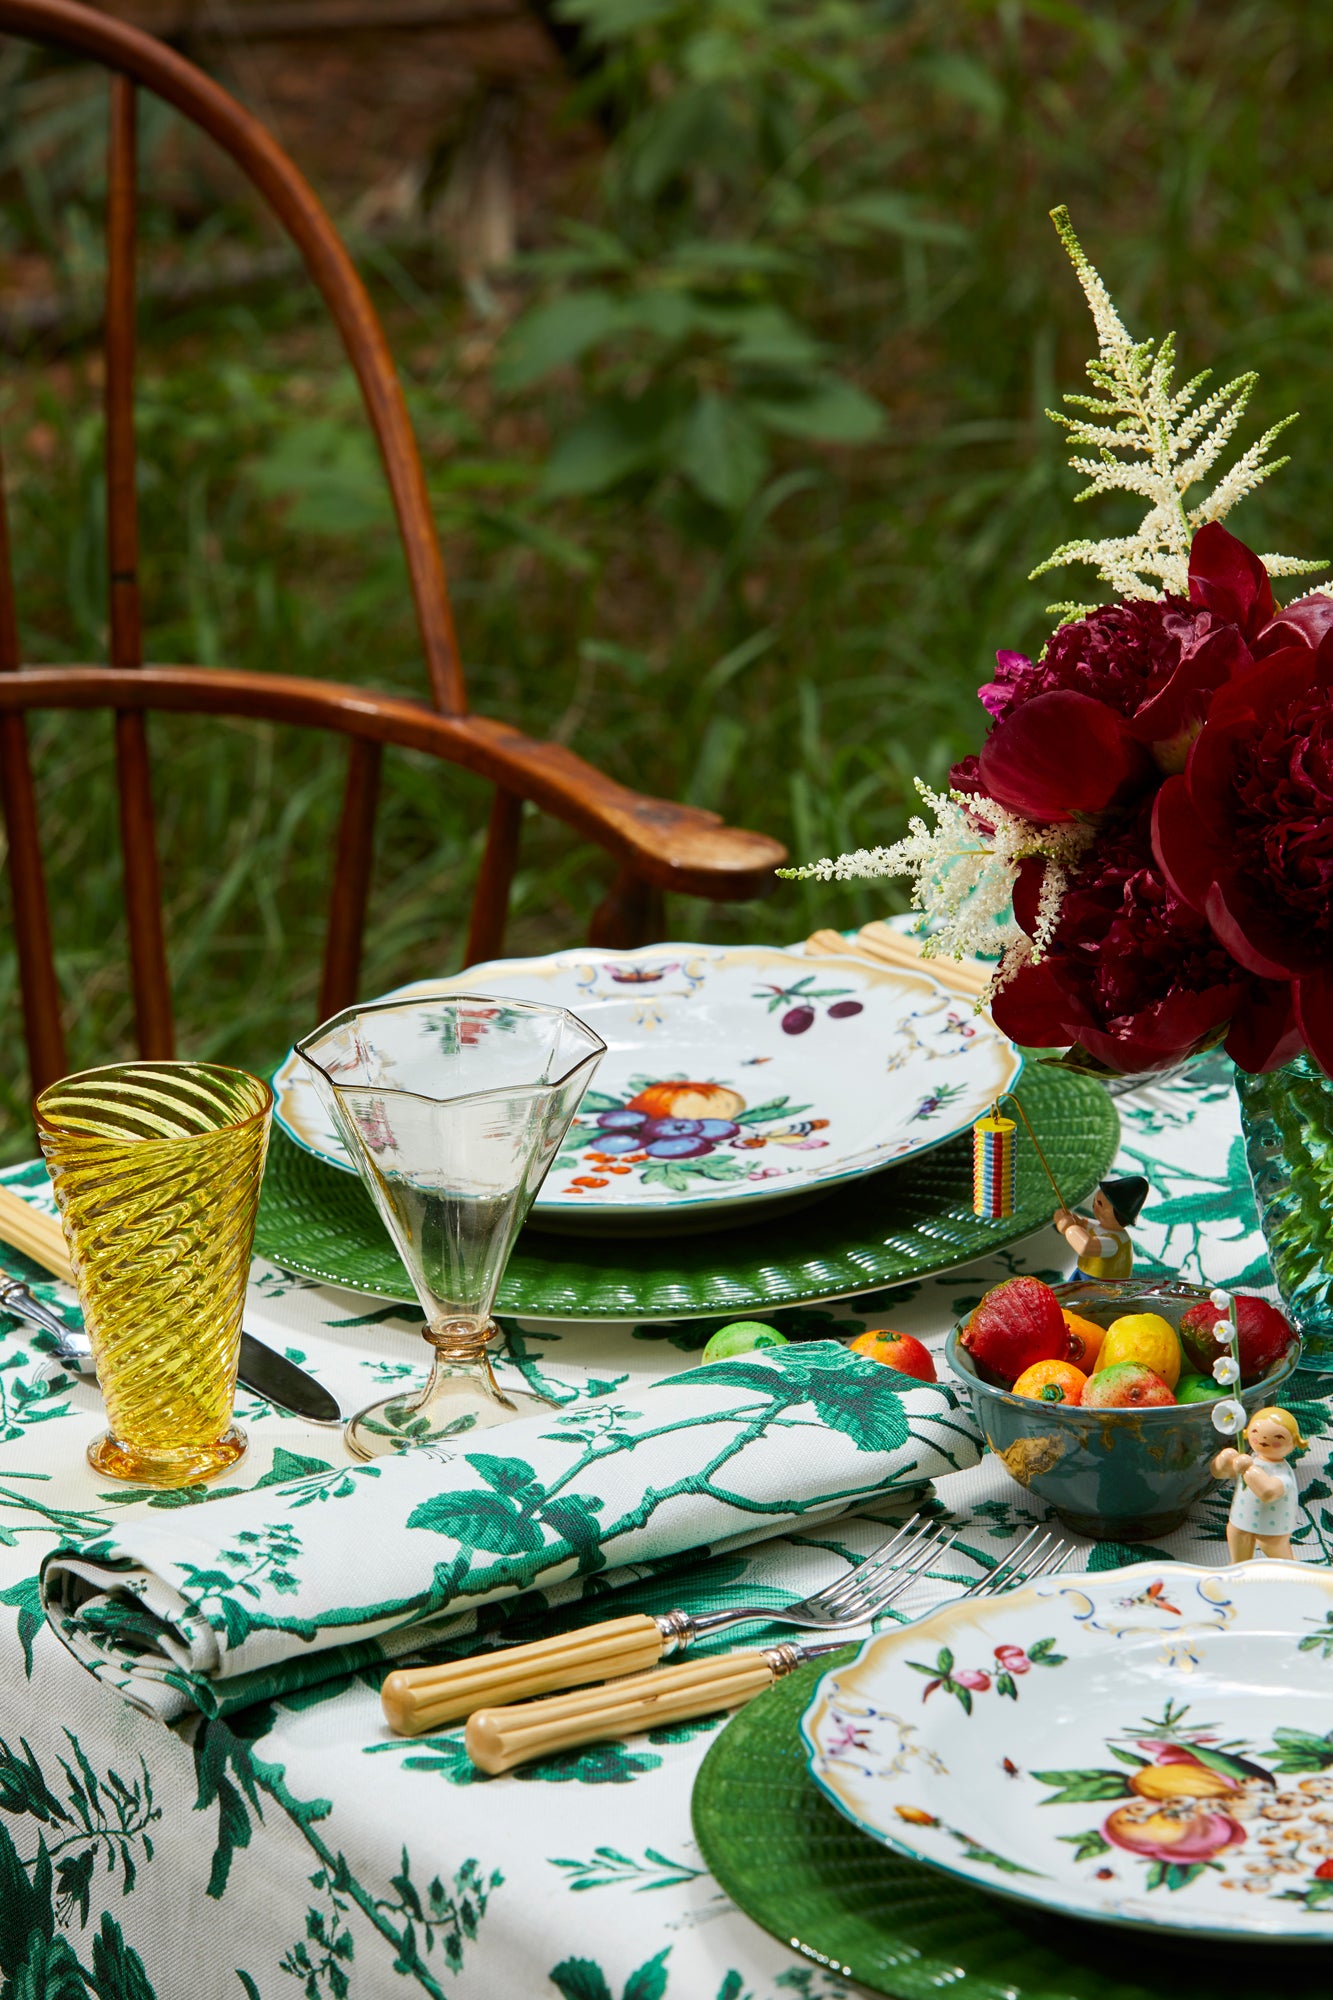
972 1114 1015 1219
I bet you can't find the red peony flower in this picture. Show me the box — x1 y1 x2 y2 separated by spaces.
976 690 1151 823
921 520 1333 1077
1192 519 1333 658
954 526 1275 824
1153 631 1333 1070
1185 521 1275 639
1256 592 1333 655
978 598 1216 735
989 806 1268 1073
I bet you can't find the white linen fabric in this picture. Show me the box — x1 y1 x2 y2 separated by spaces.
0 1049 1326 2000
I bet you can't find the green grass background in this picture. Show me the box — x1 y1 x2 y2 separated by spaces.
0 0 1329 1156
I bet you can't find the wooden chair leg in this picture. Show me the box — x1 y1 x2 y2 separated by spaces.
106 75 174 1059
0 416 66 1094
0 714 68 1095
588 866 664 949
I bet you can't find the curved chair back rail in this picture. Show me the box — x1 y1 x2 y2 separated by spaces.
0 0 785 1096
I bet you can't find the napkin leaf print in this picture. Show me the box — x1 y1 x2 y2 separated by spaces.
696 1353 911 1456
409 1493 549 1558
550 1945 671 2000
408 1456 607 1569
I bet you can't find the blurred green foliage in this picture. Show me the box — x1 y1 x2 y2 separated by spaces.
0 0 1331 1154
495 0 931 510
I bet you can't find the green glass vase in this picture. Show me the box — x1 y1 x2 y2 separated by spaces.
1236 1054 1333 1368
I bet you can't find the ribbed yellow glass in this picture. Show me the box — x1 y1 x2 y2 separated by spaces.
35 1063 272 1486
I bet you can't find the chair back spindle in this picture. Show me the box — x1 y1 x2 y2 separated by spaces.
463 787 523 967
105 73 174 1059
0 458 67 1093
318 736 383 1019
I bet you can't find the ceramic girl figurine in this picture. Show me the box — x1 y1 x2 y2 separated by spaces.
1210 1406 1305 1562
1053 1176 1149 1282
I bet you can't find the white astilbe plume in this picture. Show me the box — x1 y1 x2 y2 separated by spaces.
1033 205 1325 603
779 782 1094 999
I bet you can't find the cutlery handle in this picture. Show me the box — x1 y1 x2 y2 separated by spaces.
0 1184 73 1285
381 1614 668 1735
806 923 992 999
464 1650 776 1774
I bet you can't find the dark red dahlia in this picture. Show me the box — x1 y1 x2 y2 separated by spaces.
990 807 1267 1073
1153 630 1333 1070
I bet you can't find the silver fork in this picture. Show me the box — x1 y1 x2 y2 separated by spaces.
955 1521 1075 1598
457 1522 1079 1770
653 1510 968 1654
382 1511 964 1736
658 1516 1074 1653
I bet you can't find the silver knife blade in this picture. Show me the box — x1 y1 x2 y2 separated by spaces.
0 1275 341 1425
237 1331 341 1425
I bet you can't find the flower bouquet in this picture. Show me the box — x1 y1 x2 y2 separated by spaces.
785 208 1333 1346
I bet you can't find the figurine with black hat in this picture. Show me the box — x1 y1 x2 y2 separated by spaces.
1053 1175 1150 1282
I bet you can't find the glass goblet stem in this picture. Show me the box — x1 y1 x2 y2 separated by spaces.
344 1316 552 1461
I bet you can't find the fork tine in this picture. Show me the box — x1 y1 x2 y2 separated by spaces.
957 1523 1044 1598
804 1512 928 1608
829 1523 948 1615
811 1515 938 1615
847 1519 962 1602
1010 1539 1068 1589
849 1525 967 1619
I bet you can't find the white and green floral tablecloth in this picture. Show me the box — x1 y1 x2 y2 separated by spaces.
0 1048 1329 2000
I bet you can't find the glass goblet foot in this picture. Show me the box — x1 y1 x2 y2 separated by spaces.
344 1320 554 1460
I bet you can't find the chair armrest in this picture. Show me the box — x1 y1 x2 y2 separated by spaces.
0 666 787 900
449 715 786 901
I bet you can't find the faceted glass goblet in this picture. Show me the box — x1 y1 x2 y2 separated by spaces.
296 995 604 1457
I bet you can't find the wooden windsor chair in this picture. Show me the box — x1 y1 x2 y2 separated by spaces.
0 0 785 1100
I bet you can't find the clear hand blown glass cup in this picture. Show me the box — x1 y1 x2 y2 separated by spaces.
296 995 605 1457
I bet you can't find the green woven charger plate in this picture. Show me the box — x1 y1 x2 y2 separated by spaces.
692 1657 1330 1998
253 1062 1116 1319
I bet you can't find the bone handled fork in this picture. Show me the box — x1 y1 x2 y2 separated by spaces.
382 1512 964 1737
463 1524 1074 1774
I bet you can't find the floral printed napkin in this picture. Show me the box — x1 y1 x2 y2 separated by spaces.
40 1341 981 1722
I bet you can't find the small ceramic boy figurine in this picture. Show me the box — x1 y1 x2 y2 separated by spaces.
1211 1406 1305 1562
1053 1176 1149 1281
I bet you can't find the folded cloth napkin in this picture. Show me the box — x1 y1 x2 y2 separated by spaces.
42 1341 981 1722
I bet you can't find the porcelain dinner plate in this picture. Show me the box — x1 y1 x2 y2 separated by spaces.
801 1560 1333 1942
272 943 1021 1231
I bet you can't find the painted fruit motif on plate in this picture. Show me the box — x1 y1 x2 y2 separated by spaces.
271 943 1020 1226
801 1561 1333 1940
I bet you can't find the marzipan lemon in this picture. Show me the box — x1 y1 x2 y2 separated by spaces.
1095 1311 1182 1389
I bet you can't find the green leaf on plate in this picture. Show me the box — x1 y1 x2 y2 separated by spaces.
1032 1769 1132 1805
1058 1828 1111 1863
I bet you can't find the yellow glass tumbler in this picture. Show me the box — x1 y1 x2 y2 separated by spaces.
34 1062 272 1487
